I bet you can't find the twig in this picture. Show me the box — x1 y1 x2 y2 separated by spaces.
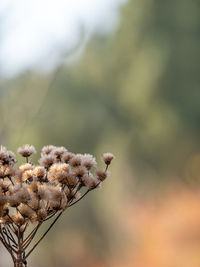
23 223 42 250
23 223 41 247
68 189 90 207
6 226 17 246
24 211 63 260
44 211 57 221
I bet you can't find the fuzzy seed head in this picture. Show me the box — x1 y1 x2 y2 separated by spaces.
61 152 74 163
69 155 82 167
39 154 55 168
96 170 108 181
18 144 36 158
81 154 97 170
41 145 57 156
102 153 115 165
19 163 34 172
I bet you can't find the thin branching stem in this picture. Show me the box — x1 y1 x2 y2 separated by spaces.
68 189 90 207
23 223 41 250
0 227 16 260
6 226 17 246
2 228 18 253
24 211 63 261
44 211 57 221
23 223 41 247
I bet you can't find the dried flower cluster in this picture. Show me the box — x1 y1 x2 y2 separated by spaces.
0 145 114 267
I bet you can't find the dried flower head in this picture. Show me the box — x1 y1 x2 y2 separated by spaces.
96 169 108 181
12 212 25 225
61 152 74 163
52 147 68 160
49 163 70 173
82 173 100 189
0 146 16 166
19 163 34 172
81 154 97 170
18 144 36 158
0 144 114 267
0 165 15 178
69 154 82 167
33 166 47 182
41 145 57 156
39 154 56 168
72 166 87 179
102 153 115 165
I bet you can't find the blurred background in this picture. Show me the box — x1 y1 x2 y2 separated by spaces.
0 0 200 266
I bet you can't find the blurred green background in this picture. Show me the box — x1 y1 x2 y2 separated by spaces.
1 0 200 266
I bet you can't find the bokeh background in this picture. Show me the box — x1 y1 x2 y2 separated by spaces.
0 0 200 266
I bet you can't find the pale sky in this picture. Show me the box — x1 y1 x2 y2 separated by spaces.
0 0 127 77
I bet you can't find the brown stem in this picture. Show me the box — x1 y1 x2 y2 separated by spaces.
24 211 63 261
14 261 23 267
0 230 16 262
6 226 17 246
44 211 57 221
68 189 90 207
68 183 83 205
2 228 18 253
9 177 15 185
68 180 101 208
23 223 41 250
15 228 24 267
23 223 41 247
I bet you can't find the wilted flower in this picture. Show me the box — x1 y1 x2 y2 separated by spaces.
96 169 108 181
0 146 16 166
33 166 47 182
81 154 97 170
0 144 114 267
61 152 74 163
102 152 115 165
18 144 36 158
41 145 57 156
39 154 56 168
